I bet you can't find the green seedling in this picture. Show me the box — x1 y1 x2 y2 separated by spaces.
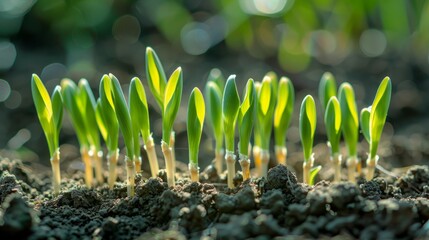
237 79 256 181
256 76 276 178
222 75 240 188
78 79 104 185
299 95 317 184
324 97 342 182
273 77 294 166
161 67 183 187
204 69 225 175
318 72 337 112
361 77 392 180
95 75 119 189
360 107 371 144
61 79 94 188
31 74 63 195
338 83 359 183
110 74 136 197
252 81 262 176
187 88 205 182
309 165 322 186
146 47 178 181
129 77 159 177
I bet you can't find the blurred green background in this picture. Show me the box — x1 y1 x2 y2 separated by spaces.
1 0 429 167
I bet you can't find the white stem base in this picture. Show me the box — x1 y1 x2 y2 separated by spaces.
170 132 176 179
92 149 104 184
253 146 261 177
239 154 250 181
51 149 61 195
331 153 342 182
189 163 199 182
162 141 175 187
108 150 119 190
81 148 93 188
275 146 287 166
366 155 379 181
225 151 236 189
215 149 224 175
126 158 135 197
346 156 358 183
260 149 270 179
145 137 159 178
303 156 314 184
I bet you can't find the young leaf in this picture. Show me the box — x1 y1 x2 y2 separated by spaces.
205 81 223 151
324 96 342 154
187 88 205 165
309 165 322 186
222 75 240 152
97 75 119 152
61 79 89 148
257 76 276 150
338 83 359 156
146 47 167 112
31 74 56 156
265 71 278 98
360 107 371 143
51 86 63 152
369 77 392 158
253 81 262 147
207 68 225 93
238 79 256 156
299 95 317 162
318 72 337 111
129 77 151 143
110 74 134 159
78 79 100 150
162 67 183 144
274 77 295 147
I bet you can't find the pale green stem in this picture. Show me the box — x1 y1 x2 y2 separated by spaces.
144 136 159 178
260 149 270 178
331 153 342 182
225 150 236 189
346 156 358 183
91 148 104 184
108 149 119 190
81 147 93 188
215 148 224 175
189 162 199 182
51 148 61 196
303 154 314 184
275 145 287 166
366 155 379 181
253 145 261 177
238 153 250 181
162 141 175 187
126 157 135 197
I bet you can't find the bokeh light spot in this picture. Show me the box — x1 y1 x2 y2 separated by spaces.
8 128 31 150
181 22 211 55
359 29 387 57
0 41 17 71
0 79 11 102
4 90 21 109
112 15 141 44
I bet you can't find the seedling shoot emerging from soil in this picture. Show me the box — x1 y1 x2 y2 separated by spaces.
187 88 205 182
31 74 63 195
237 79 256 180
273 77 294 166
338 83 359 183
324 97 342 182
299 95 317 184
222 76 240 188
204 69 225 175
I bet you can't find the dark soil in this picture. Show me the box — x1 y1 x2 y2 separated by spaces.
1 158 429 239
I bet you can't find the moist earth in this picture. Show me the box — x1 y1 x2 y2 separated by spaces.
1 158 429 239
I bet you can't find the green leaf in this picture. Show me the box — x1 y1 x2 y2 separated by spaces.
238 79 256 156
369 77 392 158
146 47 167 112
129 77 151 143
207 68 225 93
61 79 89 148
257 76 276 150
265 71 278 98
222 75 240 152
360 107 371 144
299 95 317 162
309 165 322 186
110 74 134 159
78 79 100 150
318 72 337 111
324 96 341 154
95 99 108 142
338 83 359 156
187 87 205 165
274 77 295 147
31 74 56 156
253 81 261 147
205 81 223 151
97 75 118 152
51 86 63 152
162 67 183 144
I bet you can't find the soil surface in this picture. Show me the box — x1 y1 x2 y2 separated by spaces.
1 157 429 240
